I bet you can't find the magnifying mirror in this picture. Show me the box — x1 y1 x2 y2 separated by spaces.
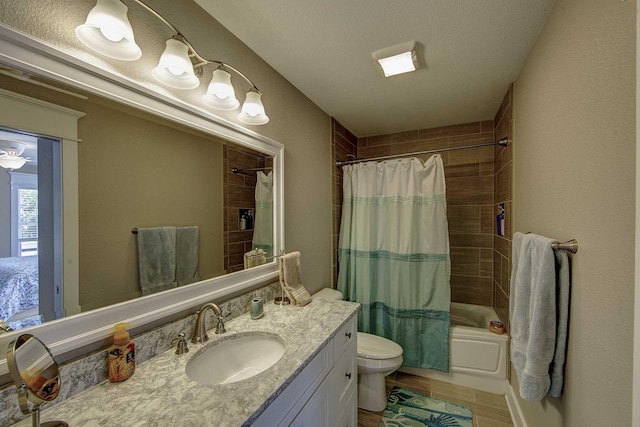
7 334 67 427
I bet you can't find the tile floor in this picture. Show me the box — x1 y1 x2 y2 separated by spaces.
358 371 514 427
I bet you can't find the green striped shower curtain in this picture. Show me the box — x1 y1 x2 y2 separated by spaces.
252 171 273 257
337 154 451 371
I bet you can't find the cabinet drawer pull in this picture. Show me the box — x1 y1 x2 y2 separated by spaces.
345 372 352 379
345 332 352 339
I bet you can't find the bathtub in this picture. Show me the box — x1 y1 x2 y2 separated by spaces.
399 302 509 394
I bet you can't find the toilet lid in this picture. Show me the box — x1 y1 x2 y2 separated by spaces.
357 332 403 360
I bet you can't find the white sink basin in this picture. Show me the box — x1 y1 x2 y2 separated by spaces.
186 332 286 385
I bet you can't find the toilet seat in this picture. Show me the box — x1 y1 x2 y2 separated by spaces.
357 332 403 360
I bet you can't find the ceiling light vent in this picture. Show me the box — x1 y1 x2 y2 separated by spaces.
372 41 420 77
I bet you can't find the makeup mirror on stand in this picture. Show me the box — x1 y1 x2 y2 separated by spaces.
7 334 67 427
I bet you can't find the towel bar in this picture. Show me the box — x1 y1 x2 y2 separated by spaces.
245 249 284 261
525 233 578 254
552 239 578 254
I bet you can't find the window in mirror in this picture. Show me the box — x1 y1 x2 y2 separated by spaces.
2 131 64 331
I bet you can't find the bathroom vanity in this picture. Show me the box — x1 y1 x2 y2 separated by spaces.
12 299 358 426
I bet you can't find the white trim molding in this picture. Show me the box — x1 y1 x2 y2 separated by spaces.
505 381 528 427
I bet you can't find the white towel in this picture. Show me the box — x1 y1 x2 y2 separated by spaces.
279 251 312 306
244 248 266 269
509 232 557 401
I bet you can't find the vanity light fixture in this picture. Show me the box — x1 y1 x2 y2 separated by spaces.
0 141 28 170
75 0 142 61
372 41 420 77
237 89 269 125
202 67 240 110
151 38 200 89
76 0 269 125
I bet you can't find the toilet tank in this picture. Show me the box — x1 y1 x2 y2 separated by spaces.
313 288 343 300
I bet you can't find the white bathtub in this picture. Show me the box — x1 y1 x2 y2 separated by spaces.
399 302 509 394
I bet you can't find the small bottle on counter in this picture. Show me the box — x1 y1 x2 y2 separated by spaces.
108 322 136 382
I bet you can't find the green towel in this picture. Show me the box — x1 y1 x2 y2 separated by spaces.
137 227 177 296
176 226 200 286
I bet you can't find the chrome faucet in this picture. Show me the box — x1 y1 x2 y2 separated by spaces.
191 302 228 344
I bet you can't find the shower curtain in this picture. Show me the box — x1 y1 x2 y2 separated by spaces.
252 171 273 257
337 154 451 371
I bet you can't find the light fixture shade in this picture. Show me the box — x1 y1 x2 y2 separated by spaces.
75 0 142 61
238 91 269 125
152 39 200 90
202 69 240 110
0 155 27 170
377 51 417 77
372 41 420 77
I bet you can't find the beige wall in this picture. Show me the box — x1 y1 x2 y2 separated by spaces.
0 0 332 294
77 100 225 310
512 0 635 425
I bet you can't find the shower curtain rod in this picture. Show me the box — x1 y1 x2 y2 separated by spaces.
335 137 509 167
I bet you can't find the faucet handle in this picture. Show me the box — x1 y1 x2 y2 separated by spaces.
215 312 230 334
171 332 189 355
0 320 13 333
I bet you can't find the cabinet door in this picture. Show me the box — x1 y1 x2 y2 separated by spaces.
292 380 329 427
335 386 357 427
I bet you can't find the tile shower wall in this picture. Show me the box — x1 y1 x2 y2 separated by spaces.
357 122 495 305
223 144 272 273
331 119 358 285
493 85 513 331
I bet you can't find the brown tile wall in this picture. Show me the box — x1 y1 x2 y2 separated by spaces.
331 119 358 286
223 144 272 273
493 85 513 331
331 119 497 305
331 91 514 311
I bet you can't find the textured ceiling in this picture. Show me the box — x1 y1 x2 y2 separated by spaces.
195 0 556 137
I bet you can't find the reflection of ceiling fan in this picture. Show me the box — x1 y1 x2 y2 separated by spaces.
0 141 30 170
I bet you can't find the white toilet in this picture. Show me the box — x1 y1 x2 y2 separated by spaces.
314 288 404 412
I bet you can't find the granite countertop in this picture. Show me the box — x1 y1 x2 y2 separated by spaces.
16 299 359 427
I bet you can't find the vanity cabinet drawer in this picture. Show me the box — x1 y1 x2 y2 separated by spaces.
333 316 356 361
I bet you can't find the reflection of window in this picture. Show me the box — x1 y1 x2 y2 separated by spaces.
18 188 38 256
10 172 38 257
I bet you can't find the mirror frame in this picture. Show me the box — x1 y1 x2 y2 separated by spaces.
0 24 285 375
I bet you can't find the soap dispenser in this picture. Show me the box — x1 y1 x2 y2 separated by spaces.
107 322 135 382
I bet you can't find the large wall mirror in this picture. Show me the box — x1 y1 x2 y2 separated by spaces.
0 25 284 376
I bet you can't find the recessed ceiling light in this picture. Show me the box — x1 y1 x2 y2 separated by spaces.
372 41 420 77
